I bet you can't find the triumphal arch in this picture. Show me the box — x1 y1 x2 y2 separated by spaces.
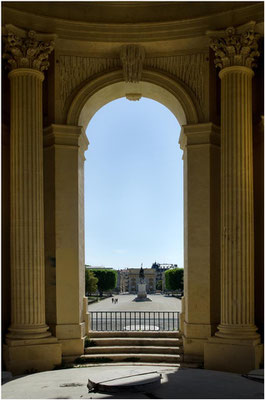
2 2 264 374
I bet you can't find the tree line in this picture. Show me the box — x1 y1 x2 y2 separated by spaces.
85 269 117 296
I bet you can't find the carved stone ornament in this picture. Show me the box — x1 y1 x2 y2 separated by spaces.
126 93 142 101
3 29 55 71
208 21 260 69
120 44 145 83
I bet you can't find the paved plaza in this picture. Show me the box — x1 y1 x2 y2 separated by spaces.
2 365 263 399
88 294 181 312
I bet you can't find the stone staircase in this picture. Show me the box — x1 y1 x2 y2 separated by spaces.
76 331 184 365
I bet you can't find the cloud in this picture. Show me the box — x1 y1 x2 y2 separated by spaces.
113 249 127 254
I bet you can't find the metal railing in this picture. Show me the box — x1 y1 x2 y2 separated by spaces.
90 311 179 331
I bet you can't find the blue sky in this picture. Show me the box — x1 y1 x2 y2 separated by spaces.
84 97 183 269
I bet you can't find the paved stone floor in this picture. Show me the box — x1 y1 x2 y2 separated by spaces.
88 294 181 312
2 365 264 399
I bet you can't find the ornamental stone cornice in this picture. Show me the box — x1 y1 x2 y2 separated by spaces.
207 21 261 70
2 3 263 44
3 24 56 72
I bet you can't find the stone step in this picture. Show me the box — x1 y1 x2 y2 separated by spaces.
87 337 182 347
76 353 183 364
89 331 181 338
62 356 202 370
85 345 183 355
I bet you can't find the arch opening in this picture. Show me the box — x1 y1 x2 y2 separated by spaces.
84 96 184 335
79 81 187 131
84 97 183 273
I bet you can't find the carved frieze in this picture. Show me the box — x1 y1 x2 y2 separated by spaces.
3 29 54 71
145 53 208 117
59 51 207 118
59 55 121 109
208 22 260 69
120 45 145 83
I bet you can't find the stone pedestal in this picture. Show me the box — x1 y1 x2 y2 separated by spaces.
133 282 152 302
204 337 263 374
205 23 262 373
137 283 147 300
3 337 61 375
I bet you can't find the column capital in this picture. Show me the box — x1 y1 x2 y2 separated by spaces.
3 24 55 72
43 124 89 154
179 122 220 150
207 21 260 70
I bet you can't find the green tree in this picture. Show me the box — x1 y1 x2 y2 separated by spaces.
91 269 117 296
85 270 98 295
165 268 184 292
156 280 162 291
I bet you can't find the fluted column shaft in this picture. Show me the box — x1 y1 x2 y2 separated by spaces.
217 66 258 339
8 68 50 339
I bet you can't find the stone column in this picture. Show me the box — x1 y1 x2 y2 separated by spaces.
3 26 61 375
179 122 221 362
205 22 262 373
8 67 50 339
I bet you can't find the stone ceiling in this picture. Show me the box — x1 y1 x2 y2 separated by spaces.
2 2 260 24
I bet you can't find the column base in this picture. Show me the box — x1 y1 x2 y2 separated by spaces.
55 323 86 356
3 336 62 375
6 323 51 340
204 336 263 373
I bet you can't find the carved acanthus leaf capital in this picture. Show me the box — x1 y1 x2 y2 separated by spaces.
3 27 55 72
120 44 145 83
207 21 260 70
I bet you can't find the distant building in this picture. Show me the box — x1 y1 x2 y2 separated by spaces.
119 269 129 292
128 268 156 294
151 262 178 291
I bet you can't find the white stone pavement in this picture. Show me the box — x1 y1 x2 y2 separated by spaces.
88 294 181 312
2 365 263 399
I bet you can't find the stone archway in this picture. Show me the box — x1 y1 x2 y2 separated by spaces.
44 67 220 364
66 69 201 128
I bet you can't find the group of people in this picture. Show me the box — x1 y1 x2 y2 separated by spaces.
112 298 118 304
